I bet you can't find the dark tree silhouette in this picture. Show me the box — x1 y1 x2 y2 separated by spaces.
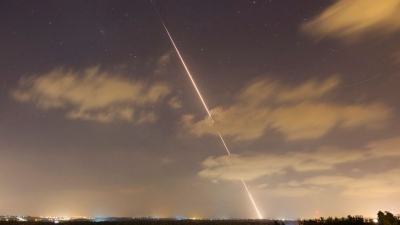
378 211 398 225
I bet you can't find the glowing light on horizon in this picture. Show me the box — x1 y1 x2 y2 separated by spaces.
151 1 262 219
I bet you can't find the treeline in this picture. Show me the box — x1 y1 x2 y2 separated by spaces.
378 211 399 225
0 211 398 225
300 216 365 225
0 220 277 225
301 211 399 225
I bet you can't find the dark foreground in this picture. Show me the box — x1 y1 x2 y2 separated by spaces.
0 211 397 225
0 220 283 225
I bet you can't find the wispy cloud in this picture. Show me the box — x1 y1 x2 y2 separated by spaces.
301 0 400 42
199 146 365 181
301 168 400 197
199 136 400 197
168 96 182 109
182 76 391 140
154 51 172 75
12 67 171 123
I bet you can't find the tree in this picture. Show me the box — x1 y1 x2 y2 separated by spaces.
378 211 398 225
326 217 334 225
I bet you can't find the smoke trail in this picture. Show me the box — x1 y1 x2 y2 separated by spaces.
151 1 262 219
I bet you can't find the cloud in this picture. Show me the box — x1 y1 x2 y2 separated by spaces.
199 146 365 181
154 51 172 75
12 67 171 123
271 102 390 140
366 136 400 157
301 168 400 197
301 175 353 187
199 136 400 182
168 96 182 109
301 0 400 41
182 76 391 141
277 76 340 102
341 169 400 197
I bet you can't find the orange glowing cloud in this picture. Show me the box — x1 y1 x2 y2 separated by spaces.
301 0 400 42
182 76 391 141
12 67 170 123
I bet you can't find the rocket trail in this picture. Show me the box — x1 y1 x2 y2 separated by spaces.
218 132 231 155
241 178 263 219
151 1 262 219
151 2 213 121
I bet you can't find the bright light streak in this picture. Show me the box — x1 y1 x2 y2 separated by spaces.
241 178 263 219
151 1 262 219
218 132 231 155
151 2 213 121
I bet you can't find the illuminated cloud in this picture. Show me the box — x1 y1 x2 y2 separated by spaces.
168 96 182 109
199 146 365 181
271 102 390 140
12 67 171 123
341 169 400 197
366 136 400 157
255 169 400 198
301 0 400 41
301 169 400 197
182 76 391 140
199 137 400 182
300 175 353 187
154 51 172 75
277 76 340 102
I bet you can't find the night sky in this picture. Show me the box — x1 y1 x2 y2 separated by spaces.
1 0 400 219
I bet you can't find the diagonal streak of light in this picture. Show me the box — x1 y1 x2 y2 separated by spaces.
151 1 262 219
